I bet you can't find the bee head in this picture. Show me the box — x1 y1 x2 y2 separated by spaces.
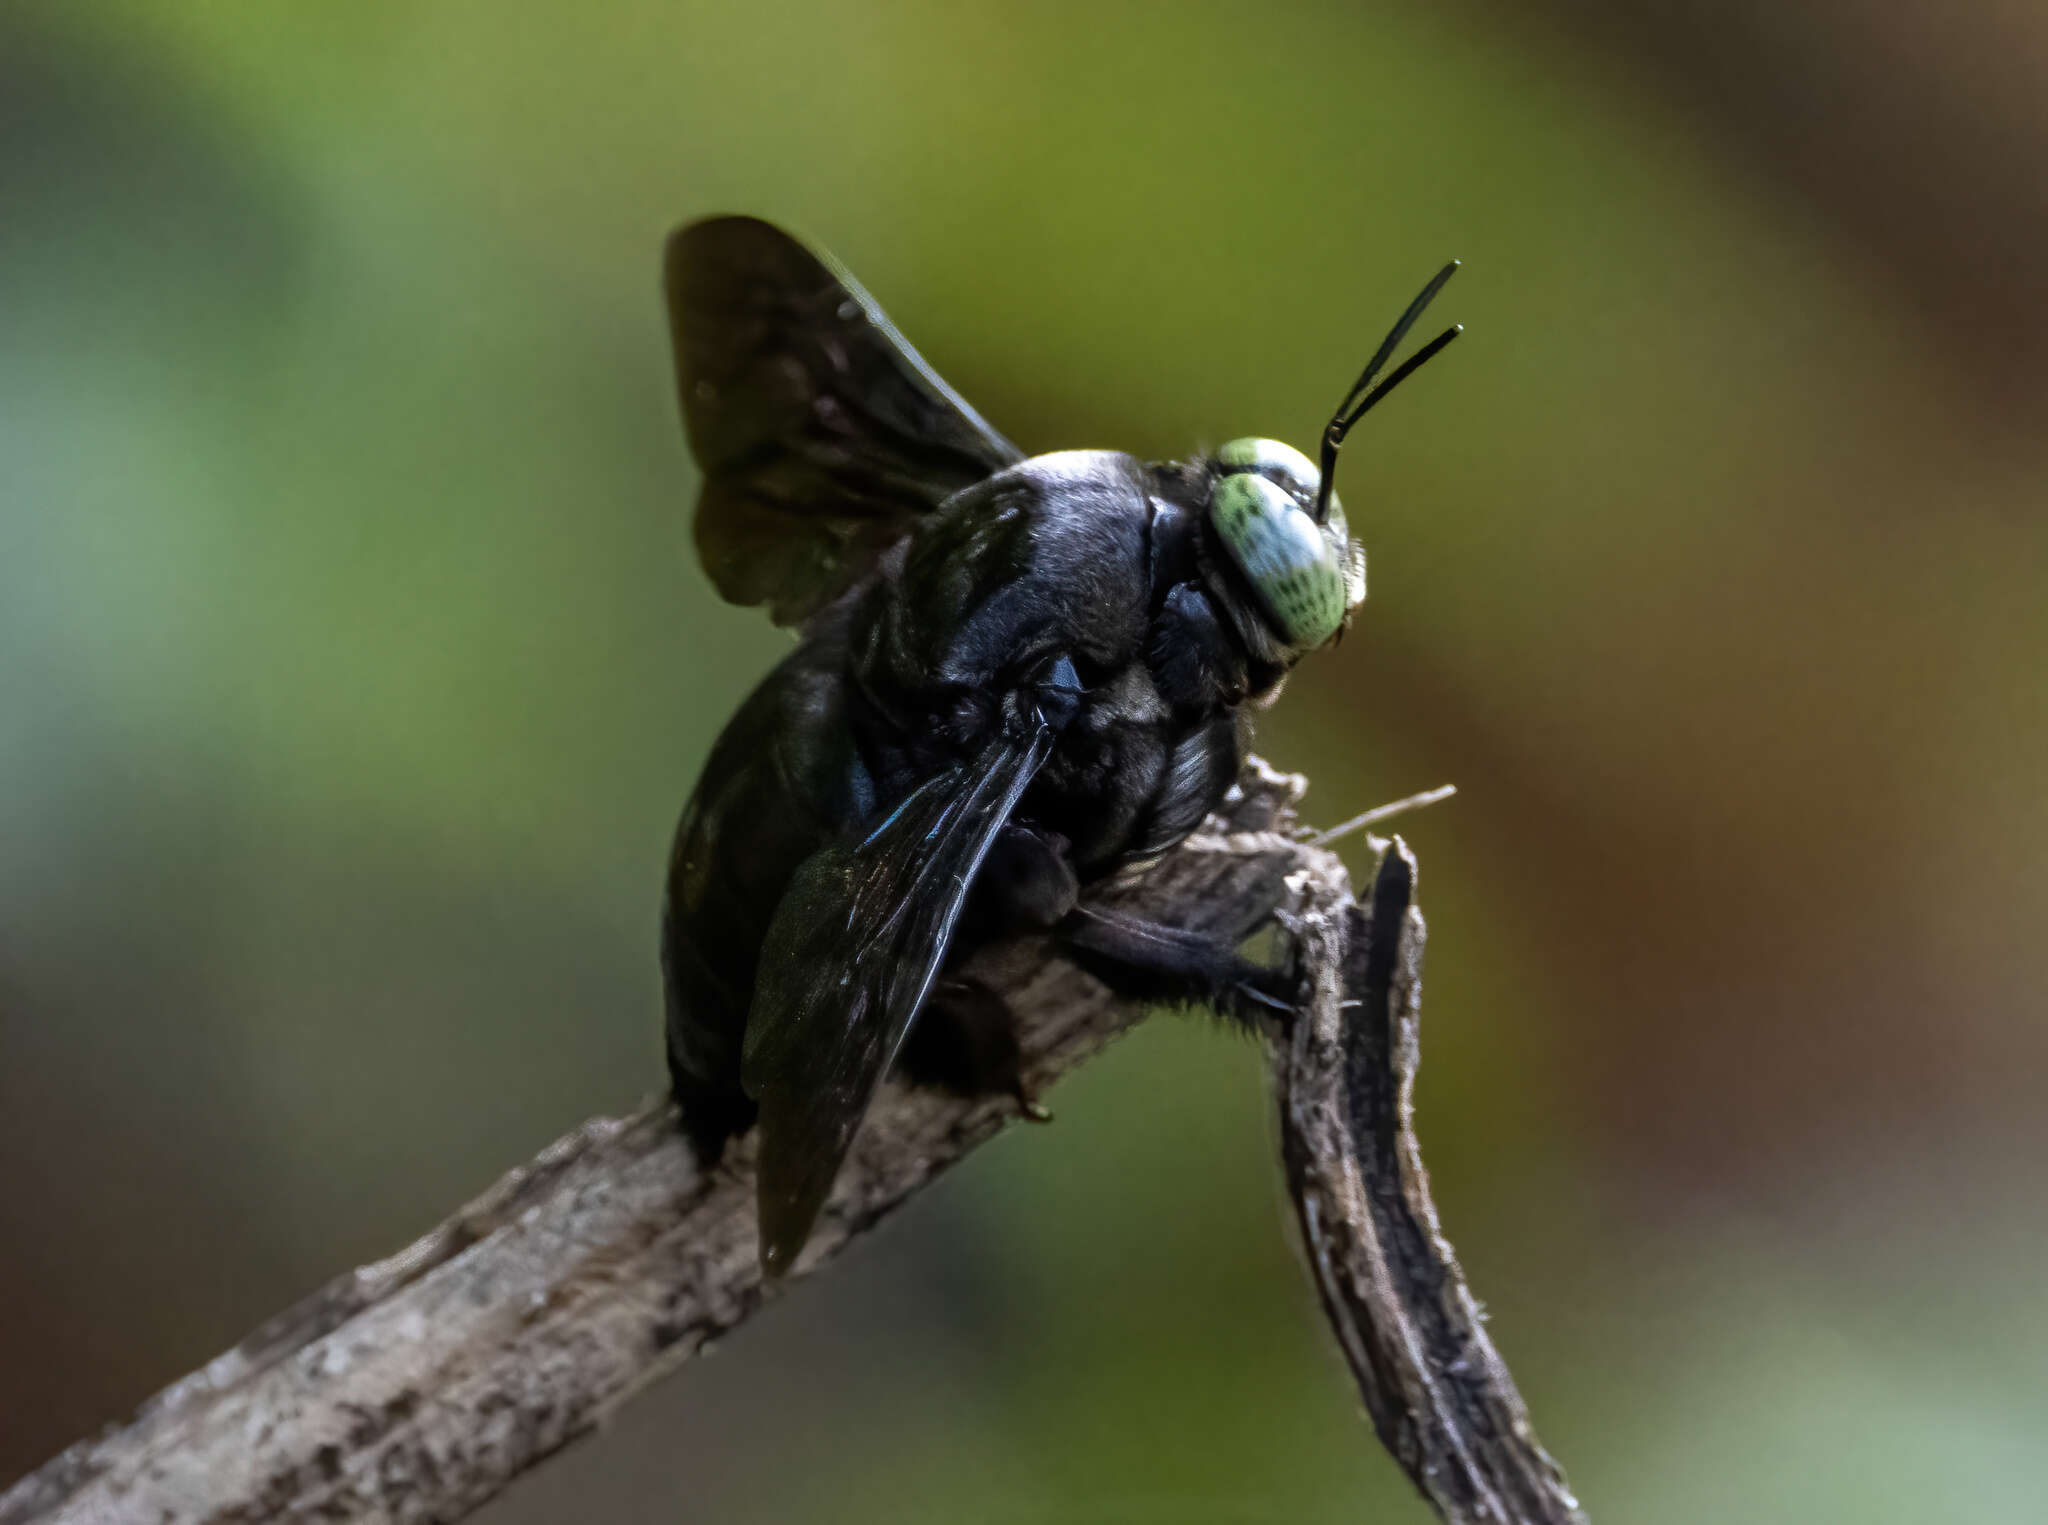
1207 261 1463 657
1206 438 1362 652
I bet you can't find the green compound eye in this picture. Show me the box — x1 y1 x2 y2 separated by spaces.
1214 437 1347 533
1208 470 1350 649
1216 437 1319 499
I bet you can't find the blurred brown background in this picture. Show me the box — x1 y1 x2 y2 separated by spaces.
3 2 2044 1519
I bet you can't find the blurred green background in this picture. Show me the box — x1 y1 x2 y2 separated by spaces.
5 2 2046 1519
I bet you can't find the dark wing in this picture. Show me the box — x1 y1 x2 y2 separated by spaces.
665 215 1025 626
742 723 1055 1274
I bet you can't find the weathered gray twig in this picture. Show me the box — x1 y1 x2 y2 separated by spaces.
1277 839 1586 1525
1 758 1582 1525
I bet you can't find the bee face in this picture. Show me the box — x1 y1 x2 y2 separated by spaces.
1208 437 1365 651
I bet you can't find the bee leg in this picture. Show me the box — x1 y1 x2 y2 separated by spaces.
664 935 758 1164
895 824 1075 1117
961 823 1079 939
670 1059 758 1166
897 976 1051 1121
1058 906 1296 1033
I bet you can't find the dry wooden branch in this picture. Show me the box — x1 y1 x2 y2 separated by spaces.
1 758 1582 1525
1277 839 1586 1525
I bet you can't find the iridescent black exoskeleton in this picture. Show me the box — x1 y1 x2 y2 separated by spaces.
661 217 1458 1273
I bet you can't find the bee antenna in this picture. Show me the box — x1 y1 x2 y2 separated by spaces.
1314 260 1462 525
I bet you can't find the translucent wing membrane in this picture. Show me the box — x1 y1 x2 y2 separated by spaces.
665 216 1024 625
742 724 1055 1272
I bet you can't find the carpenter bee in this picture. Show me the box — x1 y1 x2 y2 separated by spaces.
660 216 1458 1274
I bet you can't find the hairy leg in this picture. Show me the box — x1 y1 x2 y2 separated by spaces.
896 975 1049 1117
1059 904 1293 1032
960 822 1079 939
895 823 1077 1110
